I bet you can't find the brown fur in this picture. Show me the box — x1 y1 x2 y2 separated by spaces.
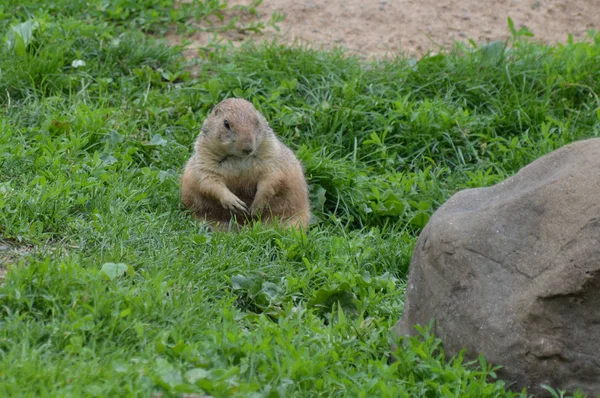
181 98 311 231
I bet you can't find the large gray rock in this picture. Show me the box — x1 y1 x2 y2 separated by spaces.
394 138 600 396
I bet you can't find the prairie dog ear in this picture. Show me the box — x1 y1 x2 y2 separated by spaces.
211 105 223 116
212 98 234 116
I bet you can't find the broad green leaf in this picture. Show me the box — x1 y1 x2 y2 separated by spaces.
101 262 130 280
185 368 209 383
231 274 261 294
147 134 168 146
6 19 38 51
261 281 282 302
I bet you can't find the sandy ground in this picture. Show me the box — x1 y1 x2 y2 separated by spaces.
0 242 28 285
170 0 599 58
0 241 52 286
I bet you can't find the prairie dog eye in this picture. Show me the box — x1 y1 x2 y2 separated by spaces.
223 119 231 129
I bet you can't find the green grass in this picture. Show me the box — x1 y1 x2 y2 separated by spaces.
1 2 599 396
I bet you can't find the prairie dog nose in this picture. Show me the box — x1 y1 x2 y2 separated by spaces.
239 138 254 154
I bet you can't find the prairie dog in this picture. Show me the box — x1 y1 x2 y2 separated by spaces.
181 98 311 230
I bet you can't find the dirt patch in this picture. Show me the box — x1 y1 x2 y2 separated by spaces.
168 0 599 59
0 241 35 285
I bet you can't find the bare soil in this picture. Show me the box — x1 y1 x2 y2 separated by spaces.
0 242 32 285
170 0 599 59
0 241 55 285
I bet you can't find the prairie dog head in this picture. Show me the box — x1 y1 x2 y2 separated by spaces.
199 98 271 158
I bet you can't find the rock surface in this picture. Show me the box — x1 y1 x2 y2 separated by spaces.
393 138 600 396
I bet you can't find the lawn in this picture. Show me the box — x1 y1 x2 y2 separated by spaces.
1 1 599 396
